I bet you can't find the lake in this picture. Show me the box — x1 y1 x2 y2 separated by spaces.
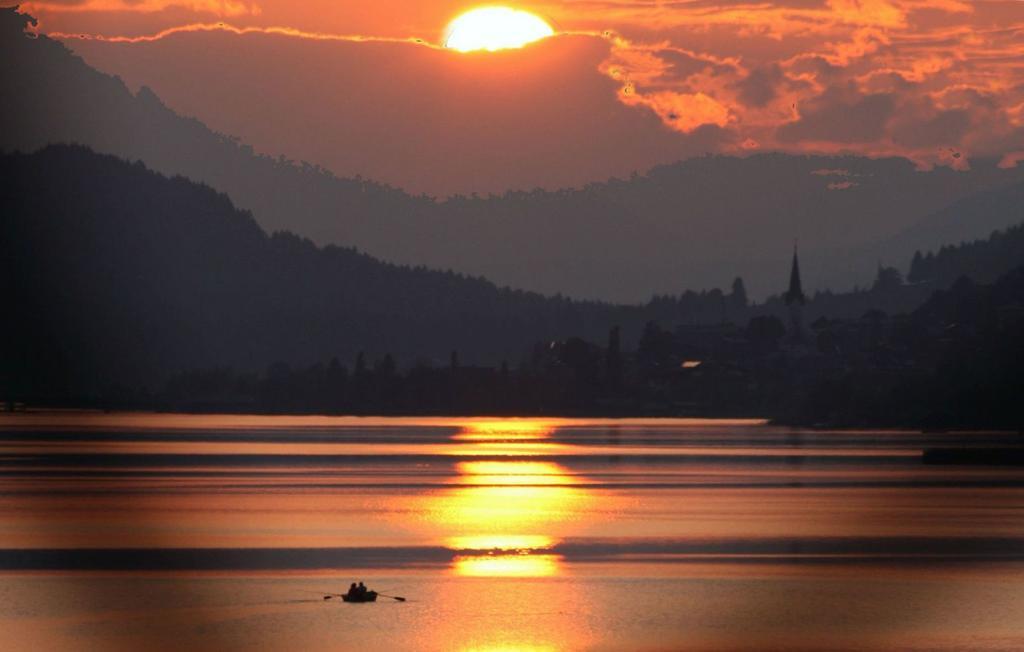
1 414 1023 650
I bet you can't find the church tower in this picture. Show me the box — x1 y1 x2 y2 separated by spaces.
784 243 806 340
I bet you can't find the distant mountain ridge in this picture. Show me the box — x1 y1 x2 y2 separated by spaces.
0 146 629 397
4 146 1023 403
867 180 1024 272
5 7 1024 302
908 221 1024 288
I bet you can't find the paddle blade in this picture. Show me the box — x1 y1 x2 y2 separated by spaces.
323 595 332 600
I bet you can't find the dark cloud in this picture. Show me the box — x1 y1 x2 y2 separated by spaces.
734 64 784 108
778 84 896 144
891 105 970 149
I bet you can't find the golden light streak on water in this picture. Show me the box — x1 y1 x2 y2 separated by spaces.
452 553 563 577
420 420 595 576
452 420 556 441
452 460 576 485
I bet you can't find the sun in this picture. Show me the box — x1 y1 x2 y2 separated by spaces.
444 7 555 52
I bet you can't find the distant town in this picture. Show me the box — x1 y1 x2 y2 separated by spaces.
152 249 1023 429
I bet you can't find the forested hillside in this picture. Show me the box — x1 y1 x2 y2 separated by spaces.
0 146 632 398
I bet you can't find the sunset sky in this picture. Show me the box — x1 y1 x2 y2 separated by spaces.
10 1 1024 194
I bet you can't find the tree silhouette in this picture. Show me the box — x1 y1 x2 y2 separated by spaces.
606 326 623 391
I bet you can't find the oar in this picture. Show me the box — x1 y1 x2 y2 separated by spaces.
377 593 407 602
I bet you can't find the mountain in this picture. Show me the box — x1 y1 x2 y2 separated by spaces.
866 180 1024 276
5 7 1024 303
907 222 1024 288
4 145 1021 403
0 9 431 250
0 146 636 399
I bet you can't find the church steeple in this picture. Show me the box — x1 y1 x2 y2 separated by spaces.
784 241 806 342
785 242 805 306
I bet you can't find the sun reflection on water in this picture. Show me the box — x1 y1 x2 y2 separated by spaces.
452 553 562 577
451 420 555 441
421 420 595 577
459 647 558 652
452 460 574 485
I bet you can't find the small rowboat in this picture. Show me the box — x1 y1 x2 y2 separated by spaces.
342 591 378 603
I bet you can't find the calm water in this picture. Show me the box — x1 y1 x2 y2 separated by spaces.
1 414 1023 651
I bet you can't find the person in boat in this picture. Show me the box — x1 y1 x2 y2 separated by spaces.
357 581 367 596
347 582 358 598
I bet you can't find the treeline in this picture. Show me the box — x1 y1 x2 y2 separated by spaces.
150 324 770 417
159 348 626 416
754 222 1024 322
909 222 1024 287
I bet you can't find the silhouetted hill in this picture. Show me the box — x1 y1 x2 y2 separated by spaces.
906 222 1024 288
748 218 1024 322
4 145 1021 417
5 7 1024 302
863 180 1024 276
0 8 429 244
5 143 1022 401
0 146 641 399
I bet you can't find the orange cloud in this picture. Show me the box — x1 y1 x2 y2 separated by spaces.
620 88 733 132
827 0 907 29
47 20 441 47
19 0 258 17
577 1 1024 167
